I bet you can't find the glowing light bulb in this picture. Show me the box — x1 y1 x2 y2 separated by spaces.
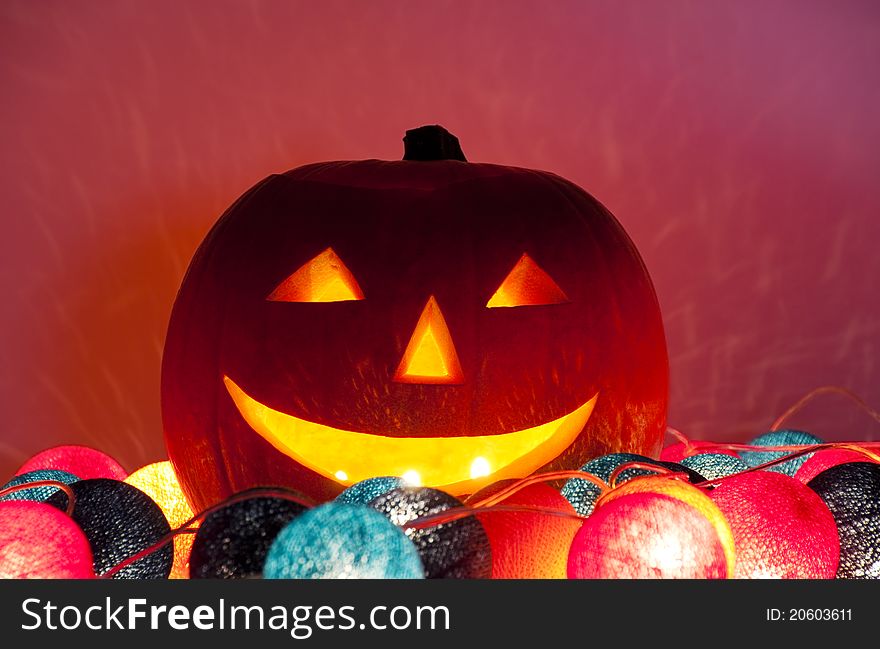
401 470 422 487
334 470 349 481
470 457 491 479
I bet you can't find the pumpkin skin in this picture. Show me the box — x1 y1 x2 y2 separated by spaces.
162 127 668 511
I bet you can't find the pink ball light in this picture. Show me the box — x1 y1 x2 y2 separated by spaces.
0 500 95 578
568 477 734 579
16 445 128 481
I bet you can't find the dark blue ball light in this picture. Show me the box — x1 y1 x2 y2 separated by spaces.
45 478 172 579
369 487 491 579
190 491 307 579
264 502 424 579
1 469 79 502
335 477 404 506
808 462 880 579
740 430 823 476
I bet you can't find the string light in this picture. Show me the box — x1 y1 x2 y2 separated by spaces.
4 381 880 581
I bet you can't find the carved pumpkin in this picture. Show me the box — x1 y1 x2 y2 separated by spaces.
162 126 668 510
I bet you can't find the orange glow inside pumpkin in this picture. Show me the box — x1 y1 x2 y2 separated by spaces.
486 253 569 308
394 295 464 384
224 375 598 495
267 247 364 303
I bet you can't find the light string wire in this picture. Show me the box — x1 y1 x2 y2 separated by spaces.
770 385 880 432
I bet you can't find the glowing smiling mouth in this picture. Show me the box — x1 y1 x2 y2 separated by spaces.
224 376 597 496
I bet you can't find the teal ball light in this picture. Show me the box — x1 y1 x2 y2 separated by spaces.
335 477 404 506
740 430 823 476
681 453 749 480
263 503 424 579
1 470 79 502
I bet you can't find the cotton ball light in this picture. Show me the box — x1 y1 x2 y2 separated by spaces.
0 500 94 578
190 491 307 579
475 483 581 579
335 477 404 505
808 462 880 579
264 502 424 579
370 487 491 579
125 461 196 579
45 478 172 579
740 430 823 476
567 476 734 579
16 445 127 480
709 471 838 578
1 469 79 502
681 454 749 481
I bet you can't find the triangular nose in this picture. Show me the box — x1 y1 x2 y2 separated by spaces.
394 296 464 384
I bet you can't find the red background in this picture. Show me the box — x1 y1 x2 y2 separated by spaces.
1 0 878 478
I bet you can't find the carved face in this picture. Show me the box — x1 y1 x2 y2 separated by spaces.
162 156 668 510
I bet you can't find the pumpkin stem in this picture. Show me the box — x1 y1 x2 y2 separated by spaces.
402 125 467 162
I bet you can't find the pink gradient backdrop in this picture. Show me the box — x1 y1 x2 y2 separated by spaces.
2 1 878 477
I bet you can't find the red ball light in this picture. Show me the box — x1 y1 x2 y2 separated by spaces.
568 477 734 579
795 448 879 484
0 500 94 578
709 471 839 578
16 445 127 481
476 484 582 579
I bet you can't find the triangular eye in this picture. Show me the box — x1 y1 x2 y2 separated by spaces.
486 253 569 308
268 247 364 302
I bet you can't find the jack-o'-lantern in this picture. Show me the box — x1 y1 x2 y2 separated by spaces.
162 126 668 510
